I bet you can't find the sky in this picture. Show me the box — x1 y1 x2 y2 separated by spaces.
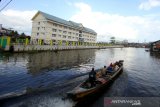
0 0 160 43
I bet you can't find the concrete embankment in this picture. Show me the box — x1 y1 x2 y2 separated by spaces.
3 45 124 52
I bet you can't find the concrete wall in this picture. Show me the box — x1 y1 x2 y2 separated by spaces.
4 45 124 52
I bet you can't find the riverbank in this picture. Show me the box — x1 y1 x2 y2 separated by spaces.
3 45 124 52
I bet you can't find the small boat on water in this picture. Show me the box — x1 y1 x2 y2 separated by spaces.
145 49 150 52
67 60 124 101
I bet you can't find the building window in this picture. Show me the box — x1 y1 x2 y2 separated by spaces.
68 36 71 39
38 27 40 30
63 31 67 34
53 23 57 27
68 32 71 35
58 35 61 37
52 34 56 37
41 32 45 36
37 33 39 36
76 33 78 36
59 25 62 28
64 26 67 29
59 30 62 33
63 35 66 38
42 27 45 30
38 22 40 25
52 28 57 32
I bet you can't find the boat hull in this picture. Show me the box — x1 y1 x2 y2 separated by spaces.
67 62 123 101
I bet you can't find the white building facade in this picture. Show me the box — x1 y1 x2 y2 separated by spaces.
31 11 97 45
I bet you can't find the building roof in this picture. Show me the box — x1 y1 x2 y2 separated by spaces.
32 11 97 34
151 40 160 44
69 21 83 29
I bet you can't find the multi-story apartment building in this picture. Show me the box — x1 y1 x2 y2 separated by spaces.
31 11 97 45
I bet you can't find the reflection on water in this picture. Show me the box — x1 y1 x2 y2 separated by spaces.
150 52 160 59
0 48 160 107
26 50 96 75
0 49 96 75
0 50 96 100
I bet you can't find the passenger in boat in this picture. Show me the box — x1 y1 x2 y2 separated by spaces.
101 66 107 76
118 61 123 67
110 63 113 66
89 68 96 87
114 65 119 71
106 63 113 73
114 61 119 67
115 61 119 65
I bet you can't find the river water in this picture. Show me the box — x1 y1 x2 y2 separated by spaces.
0 48 160 107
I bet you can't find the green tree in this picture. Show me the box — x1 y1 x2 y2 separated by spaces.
14 31 19 36
9 30 19 37
20 32 26 37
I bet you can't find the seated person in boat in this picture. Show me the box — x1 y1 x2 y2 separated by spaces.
106 63 113 74
116 61 122 67
89 68 96 87
114 64 119 71
101 66 107 76
96 71 102 78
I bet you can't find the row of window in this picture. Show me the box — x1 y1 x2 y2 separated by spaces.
37 27 95 38
38 21 46 25
52 23 76 31
37 27 45 30
52 34 78 39
51 22 96 35
52 28 79 35
37 27 79 36
36 32 95 41
37 22 96 40
52 28 96 38
39 22 77 31
37 21 96 36
37 32 95 40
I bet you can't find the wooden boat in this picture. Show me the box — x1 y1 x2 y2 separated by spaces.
67 60 124 101
145 49 149 52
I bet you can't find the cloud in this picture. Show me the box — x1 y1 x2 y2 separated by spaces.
139 0 160 10
70 2 160 42
65 0 73 6
74 2 92 12
0 9 37 35
1 4 160 42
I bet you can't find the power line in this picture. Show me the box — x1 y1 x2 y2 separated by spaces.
0 0 13 12
0 0 9 8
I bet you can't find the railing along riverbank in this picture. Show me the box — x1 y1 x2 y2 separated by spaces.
2 45 124 52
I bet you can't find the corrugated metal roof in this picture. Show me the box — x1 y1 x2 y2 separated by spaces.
37 11 97 34
39 11 72 27
83 27 97 34
69 21 82 29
